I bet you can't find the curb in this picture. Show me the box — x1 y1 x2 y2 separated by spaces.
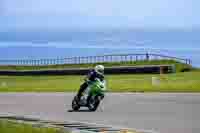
0 115 158 133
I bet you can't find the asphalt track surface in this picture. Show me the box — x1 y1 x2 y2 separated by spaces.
0 93 200 133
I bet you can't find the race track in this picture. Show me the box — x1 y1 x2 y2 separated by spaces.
0 93 200 133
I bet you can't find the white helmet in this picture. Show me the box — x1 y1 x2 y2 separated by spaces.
94 65 104 75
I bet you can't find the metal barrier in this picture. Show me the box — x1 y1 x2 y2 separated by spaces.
0 53 191 66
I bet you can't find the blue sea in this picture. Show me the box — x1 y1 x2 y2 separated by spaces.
0 29 199 67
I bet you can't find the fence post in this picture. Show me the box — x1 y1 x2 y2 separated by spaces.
40 59 42 65
185 59 188 65
104 56 107 63
146 53 149 61
78 57 80 64
91 56 94 64
89 56 91 64
81 57 84 64
160 66 164 74
99 56 101 63
34 60 36 66
22 59 26 65
57 58 59 65
85 57 87 64
130 55 133 62
53 58 55 65
97 56 99 63
92 56 95 64
71 58 73 64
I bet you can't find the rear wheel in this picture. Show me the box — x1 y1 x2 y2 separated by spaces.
72 96 80 111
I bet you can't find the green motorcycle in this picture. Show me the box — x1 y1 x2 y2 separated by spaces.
72 78 106 111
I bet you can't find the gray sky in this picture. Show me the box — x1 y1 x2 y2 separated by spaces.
1 0 200 31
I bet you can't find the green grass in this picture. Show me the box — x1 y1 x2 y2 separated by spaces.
107 72 200 92
0 60 193 72
0 59 198 92
0 120 138 133
0 71 200 92
0 120 65 133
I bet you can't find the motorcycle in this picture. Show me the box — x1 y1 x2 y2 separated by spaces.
72 78 106 111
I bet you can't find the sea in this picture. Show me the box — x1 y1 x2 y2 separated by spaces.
0 29 199 67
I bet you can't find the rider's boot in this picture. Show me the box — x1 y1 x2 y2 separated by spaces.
77 82 88 101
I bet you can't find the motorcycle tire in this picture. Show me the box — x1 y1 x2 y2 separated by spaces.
72 96 80 111
88 96 100 111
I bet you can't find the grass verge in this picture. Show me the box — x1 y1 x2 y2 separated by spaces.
0 71 199 92
0 119 65 133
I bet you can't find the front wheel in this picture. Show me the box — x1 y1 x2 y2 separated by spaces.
72 96 80 111
88 96 100 111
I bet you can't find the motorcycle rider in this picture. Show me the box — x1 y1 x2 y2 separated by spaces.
76 65 105 101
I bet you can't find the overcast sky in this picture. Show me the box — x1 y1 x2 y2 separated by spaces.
1 0 200 31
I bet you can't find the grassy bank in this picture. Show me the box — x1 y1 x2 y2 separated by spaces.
0 60 193 72
0 119 64 133
0 71 199 92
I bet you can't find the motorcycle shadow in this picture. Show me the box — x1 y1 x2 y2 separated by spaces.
67 109 94 112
